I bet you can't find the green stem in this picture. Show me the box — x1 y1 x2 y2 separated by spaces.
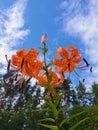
50 92 54 104
43 44 60 130
49 90 61 130
43 44 48 77
55 119 60 130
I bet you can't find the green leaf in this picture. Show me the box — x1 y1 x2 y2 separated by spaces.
46 61 53 68
69 117 89 130
60 118 67 127
32 108 51 112
39 47 48 54
38 123 58 130
49 101 58 119
69 111 85 120
58 106 66 114
48 74 53 83
60 111 85 127
39 47 44 51
54 94 63 107
44 47 48 54
55 91 66 107
39 118 55 123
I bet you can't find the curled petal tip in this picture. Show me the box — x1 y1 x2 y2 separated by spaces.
57 47 63 53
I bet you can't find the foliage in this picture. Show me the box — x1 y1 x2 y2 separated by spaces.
1 77 98 130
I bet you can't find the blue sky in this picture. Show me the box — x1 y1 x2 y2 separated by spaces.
0 0 98 88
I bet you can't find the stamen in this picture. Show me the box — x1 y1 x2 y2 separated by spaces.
7 59 11 72
3 79 7 85
82 79 85 82
90 67 92 72
5 55 9 62
68 63 70 71
26 77 31 89
74 70 86 82
9 77 13 84
68 73 72 84
15 78 24 90
83 58 89 67
77 65 88 70
15 74 18 81
5 55 17 69
74 70 83 79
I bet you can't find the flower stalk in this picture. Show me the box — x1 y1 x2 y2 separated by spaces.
42 41 61 130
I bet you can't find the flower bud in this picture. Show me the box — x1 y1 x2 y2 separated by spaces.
41 34 48 44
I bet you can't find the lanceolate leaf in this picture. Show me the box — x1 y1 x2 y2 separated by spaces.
39 47 48 54
32 108 51 112
55 91 66 107
60 118 67 127
49 101 58 119
69 111 85 120
39 118 55 122
54 94 63 107
69 117 89 130
46 61 53 68
60 111 85 127
38 123 58 130
58 106 66 114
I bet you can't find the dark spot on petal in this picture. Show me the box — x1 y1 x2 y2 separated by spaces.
21 58 24 69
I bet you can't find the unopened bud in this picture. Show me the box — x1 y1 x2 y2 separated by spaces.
41 34 48 44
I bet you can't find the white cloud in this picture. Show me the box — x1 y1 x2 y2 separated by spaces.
0 0 29 69
59 0 98 86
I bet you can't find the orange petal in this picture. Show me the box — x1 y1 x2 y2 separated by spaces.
65 46 82 64
12 55 22 67
65 46 75 52
53 59 66 67
50 71 64 87
36 74 47 85
57 47 68 59
54 72 64 86
71 53 81 64
53 59 68 72
16 49 27 57
25 48 39 62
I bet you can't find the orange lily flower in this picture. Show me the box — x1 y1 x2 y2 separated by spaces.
6 48 43 78
35 70 64 88
53 46 82 73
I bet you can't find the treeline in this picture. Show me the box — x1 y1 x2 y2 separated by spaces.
0 75 98 130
